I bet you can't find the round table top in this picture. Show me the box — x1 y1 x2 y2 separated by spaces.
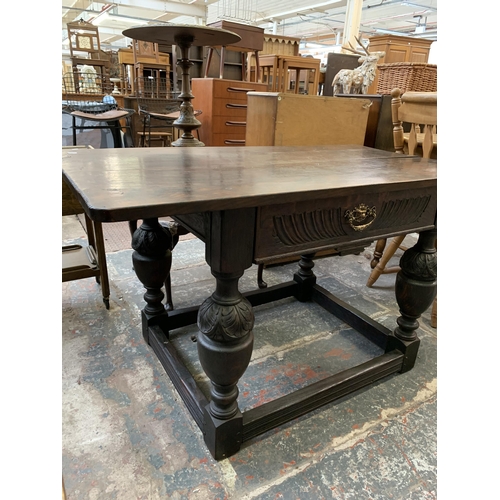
122 23 241 47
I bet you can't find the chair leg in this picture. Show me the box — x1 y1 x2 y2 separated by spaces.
370 239 387 269
366 235 405 287
431 297 437 328
257 263 267 289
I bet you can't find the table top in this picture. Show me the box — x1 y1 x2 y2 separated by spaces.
122 23 241 49
62 145 436 223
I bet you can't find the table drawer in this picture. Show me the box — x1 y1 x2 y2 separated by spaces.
213 81 267 100
212 116 247 135
212 99 248 117
211 133 247 146
254 185 436 262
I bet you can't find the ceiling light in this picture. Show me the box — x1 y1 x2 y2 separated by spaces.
92 12 149 27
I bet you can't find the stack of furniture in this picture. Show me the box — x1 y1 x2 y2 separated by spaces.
191 78 267 146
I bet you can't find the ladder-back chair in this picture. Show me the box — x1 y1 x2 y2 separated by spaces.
367 88 437 326
66 19 111 84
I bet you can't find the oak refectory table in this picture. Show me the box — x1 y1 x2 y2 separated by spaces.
62 145 437 460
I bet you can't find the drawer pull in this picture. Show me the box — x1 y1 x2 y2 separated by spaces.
227 87 256 93
224 139 246 145
344 204 377 231
225 121 246 127
226 103 247 109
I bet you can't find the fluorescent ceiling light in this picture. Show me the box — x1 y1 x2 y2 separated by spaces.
92 12 149 27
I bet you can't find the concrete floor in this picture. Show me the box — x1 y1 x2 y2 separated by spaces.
62 214 437 500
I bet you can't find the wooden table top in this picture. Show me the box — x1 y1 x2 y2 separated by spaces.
62 145 436 223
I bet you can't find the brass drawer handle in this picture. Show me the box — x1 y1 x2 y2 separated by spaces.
344 204 377 231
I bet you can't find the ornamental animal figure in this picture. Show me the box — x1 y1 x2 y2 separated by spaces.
332 37 385 95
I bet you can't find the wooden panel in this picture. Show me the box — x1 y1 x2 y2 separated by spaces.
245 93 370 147
409 48 430 62
261 35 300 56
385 48 408 63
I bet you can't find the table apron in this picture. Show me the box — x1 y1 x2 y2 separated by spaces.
254 186 436 262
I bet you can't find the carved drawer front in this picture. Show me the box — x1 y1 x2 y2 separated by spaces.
254 186 436 262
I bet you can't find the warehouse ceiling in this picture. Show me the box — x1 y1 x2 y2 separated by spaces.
62 0 438 52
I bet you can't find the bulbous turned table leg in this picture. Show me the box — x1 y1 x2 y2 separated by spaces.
196 271 255 460
388 228 437 372
131 218 173 343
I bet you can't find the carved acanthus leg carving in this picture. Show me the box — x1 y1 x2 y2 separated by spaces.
389 228 437 372
131 218 173 342
196 271 254 459
293 253 317 302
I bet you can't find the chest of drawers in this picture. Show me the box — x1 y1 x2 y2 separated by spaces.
191 78 268 146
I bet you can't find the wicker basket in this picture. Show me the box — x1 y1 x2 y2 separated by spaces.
376 62 437 94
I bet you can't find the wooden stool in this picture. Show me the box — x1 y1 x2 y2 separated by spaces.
137 130 172 147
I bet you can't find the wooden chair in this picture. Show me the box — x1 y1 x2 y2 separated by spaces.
136 98 180 147
66 20 110 84
367 88 437 326
62 95 135 148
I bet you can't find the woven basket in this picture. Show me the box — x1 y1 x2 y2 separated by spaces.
376 62 437 94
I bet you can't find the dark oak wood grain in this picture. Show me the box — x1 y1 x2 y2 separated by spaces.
62 145 436 222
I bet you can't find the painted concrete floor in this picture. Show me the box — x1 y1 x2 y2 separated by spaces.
62 214 437 500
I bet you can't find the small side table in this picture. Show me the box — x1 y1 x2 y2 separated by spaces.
281 55 320 95
123 23 241 147
205 20 264 82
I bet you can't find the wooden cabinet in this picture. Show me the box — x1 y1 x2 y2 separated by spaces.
245 92 370 147
367 35 433 93
191 78 268 146
369 34 432 64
